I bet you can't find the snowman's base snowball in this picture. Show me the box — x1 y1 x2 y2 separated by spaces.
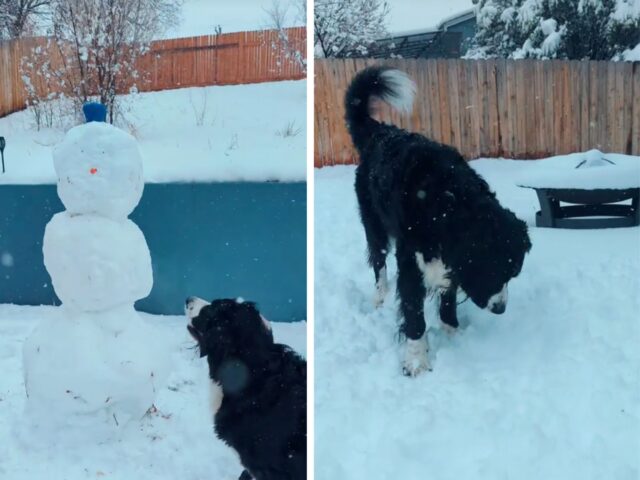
43 212 153 312
22 306 171 429
54 122 144 220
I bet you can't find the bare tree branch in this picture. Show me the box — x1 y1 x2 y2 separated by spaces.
0 0 52 38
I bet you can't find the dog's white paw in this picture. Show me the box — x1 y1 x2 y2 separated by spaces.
372 267 388 308
402 335 432 377
440 322 458 335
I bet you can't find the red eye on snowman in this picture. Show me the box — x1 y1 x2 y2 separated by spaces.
90 167 98 175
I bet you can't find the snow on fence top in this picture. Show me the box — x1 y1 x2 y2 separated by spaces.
0 27 306 118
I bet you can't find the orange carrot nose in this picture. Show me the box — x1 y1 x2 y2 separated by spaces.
90 168 98 174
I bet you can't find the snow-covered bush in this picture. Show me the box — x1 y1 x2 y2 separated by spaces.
188 89 209 126
263 0 307 73
20 0 180 124
276 120 302 137
467 0 640 61
314 0 389 58
20 39 77 130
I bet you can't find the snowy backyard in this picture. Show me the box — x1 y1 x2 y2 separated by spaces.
0 80 306 184
314 157 640 479
0 77 307 480
0 44 306 480
0 305 306 479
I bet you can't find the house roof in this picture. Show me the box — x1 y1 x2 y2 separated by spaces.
382 7 476 40
367 30 463 59
386 0 476 34
363 4 477 58
438 8 476 30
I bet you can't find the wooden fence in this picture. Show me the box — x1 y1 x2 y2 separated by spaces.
0 27 306 118
315 58 640 167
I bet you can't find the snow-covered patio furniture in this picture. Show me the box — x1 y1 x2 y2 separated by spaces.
518 150 640 229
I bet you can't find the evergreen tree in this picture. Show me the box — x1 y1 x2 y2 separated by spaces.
467 0 640 60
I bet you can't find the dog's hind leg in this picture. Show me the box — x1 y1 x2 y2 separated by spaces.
371 251 389 308
439 286 459 331
355 172 389 307
396 242 431 376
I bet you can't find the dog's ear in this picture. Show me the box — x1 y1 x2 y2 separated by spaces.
233 303 275 357
519 219 532 253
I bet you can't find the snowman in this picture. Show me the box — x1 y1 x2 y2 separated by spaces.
22 119 170 429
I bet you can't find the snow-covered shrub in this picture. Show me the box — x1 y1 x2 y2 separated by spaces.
188 89 209 127
276 120 302 138
20 40 77 130
314 0 389 58
20 0 181 125
263 0 307 73
467 0 640 60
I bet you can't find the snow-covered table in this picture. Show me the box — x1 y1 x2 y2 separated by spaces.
518 151 640 229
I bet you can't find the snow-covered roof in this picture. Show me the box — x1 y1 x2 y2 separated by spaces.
380 4 476 41
438 8 476 30
383 27 440 38
386 0 476 35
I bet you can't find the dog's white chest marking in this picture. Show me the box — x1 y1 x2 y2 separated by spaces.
210 379 223 415
415 253 451 290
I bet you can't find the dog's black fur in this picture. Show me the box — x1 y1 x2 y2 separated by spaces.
187 299 306 480
346 66 531 347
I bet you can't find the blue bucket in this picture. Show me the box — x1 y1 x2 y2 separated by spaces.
82 102 107 123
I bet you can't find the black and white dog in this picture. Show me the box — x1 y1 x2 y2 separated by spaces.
185 297 306 480
346 66 532 376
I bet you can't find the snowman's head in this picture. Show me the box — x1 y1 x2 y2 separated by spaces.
53 122 144 220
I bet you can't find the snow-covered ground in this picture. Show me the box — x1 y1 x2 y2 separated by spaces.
163 0 304 39
314 157 640 479
0 304 306 480
387 0 475 34
0 80 306 184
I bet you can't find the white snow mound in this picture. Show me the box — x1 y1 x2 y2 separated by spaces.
53 122 144 219
517 150 640 190
43 212 153 311
22 306 171 427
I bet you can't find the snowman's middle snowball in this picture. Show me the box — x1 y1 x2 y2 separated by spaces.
43 212 153 311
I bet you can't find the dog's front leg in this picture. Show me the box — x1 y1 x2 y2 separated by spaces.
238 469 253 480
439 285 459 331
396 243 431 376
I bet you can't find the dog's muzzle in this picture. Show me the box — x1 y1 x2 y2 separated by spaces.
487 284 508 315
185 296 209 319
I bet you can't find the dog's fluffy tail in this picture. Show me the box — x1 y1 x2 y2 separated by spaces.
344 66 416 139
